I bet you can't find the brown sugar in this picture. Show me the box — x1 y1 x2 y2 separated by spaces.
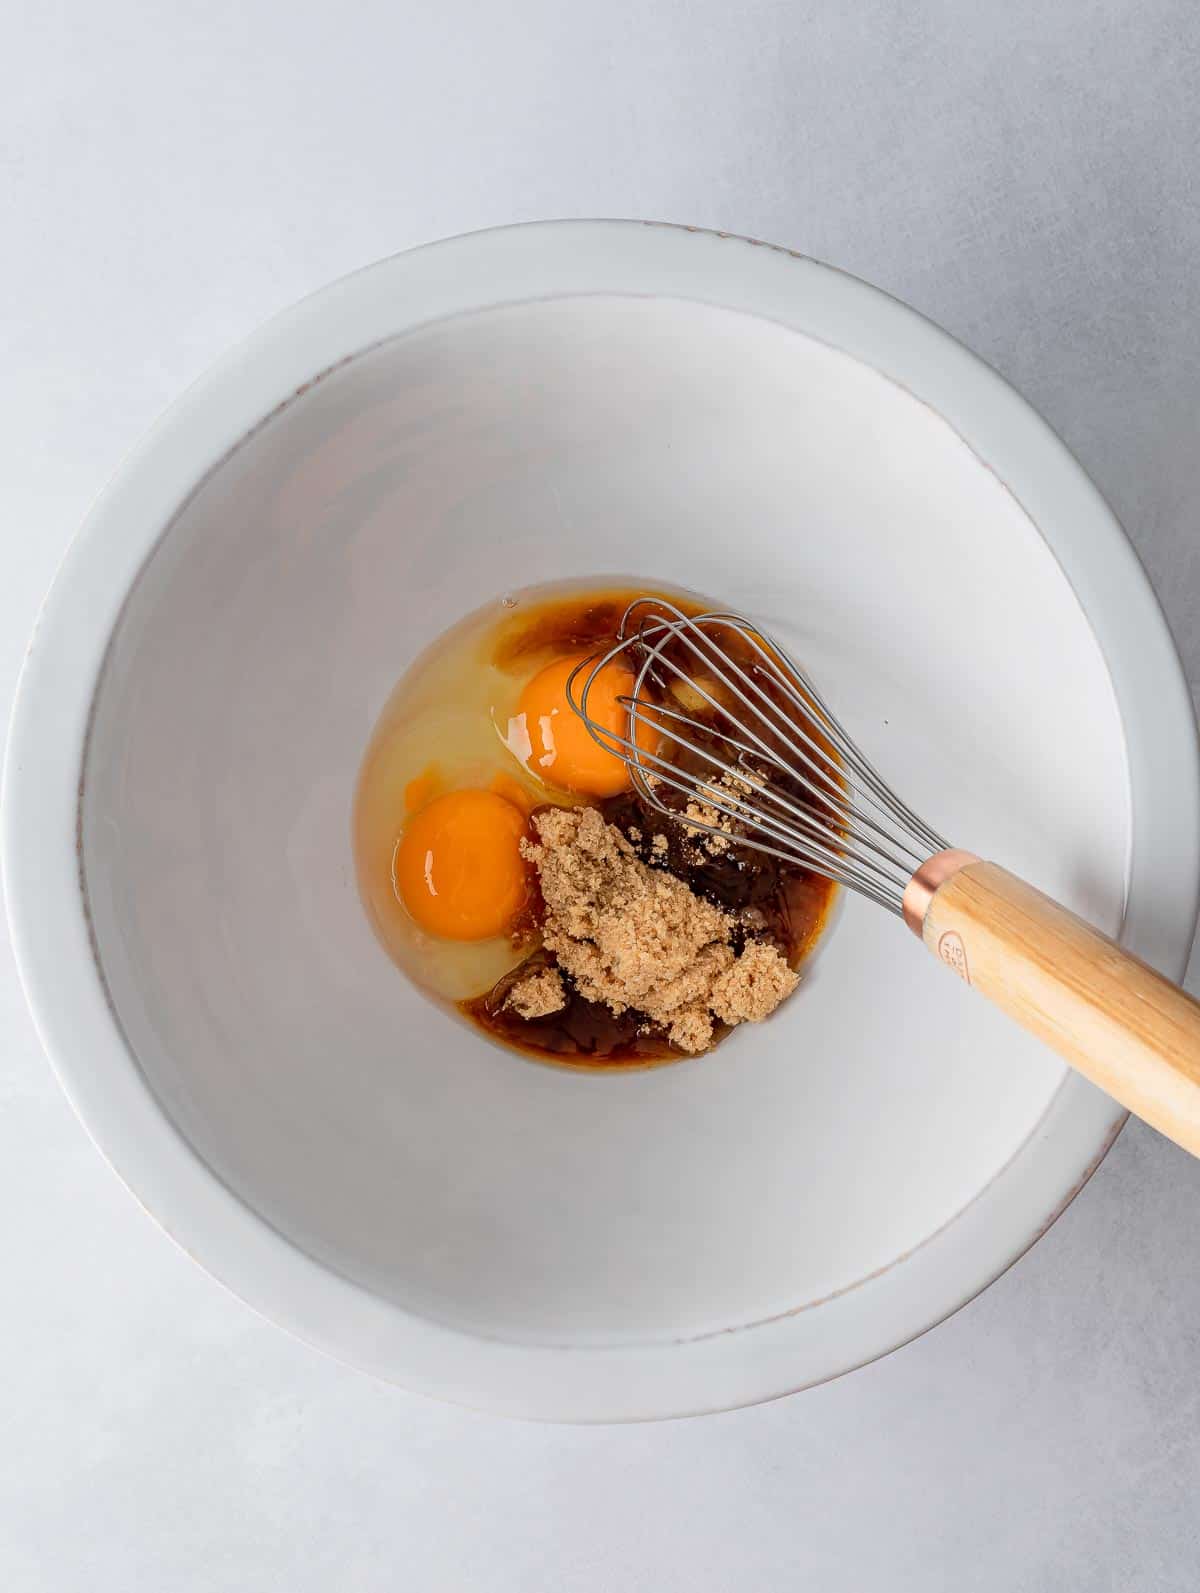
505 964 567 1019
521 806 799 1052
682 791 731 853
683 769 759 858
711 938 801 1024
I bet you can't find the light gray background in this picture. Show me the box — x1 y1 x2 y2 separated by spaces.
4 2 1200 1587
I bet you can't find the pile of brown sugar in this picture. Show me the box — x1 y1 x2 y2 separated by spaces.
682 767 760 857
506 805 798 1052
504 964 567 1020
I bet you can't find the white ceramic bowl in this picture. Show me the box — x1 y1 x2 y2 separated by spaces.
5 222 1198 1422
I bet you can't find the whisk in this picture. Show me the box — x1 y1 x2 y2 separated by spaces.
568 599 1200 1158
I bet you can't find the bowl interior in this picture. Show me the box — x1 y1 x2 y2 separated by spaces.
82 296 1128 1346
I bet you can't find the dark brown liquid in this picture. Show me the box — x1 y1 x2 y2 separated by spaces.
462 589 838 1069
490 587 684 670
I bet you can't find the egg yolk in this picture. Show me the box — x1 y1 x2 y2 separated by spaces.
394 789 528 940
513 652 653 797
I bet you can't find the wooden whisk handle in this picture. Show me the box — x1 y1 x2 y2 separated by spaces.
909 856 1200 1157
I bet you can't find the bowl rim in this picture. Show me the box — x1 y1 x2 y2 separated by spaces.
4 219 1198 1422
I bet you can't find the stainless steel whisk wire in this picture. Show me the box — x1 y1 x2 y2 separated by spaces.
566 600 948 915
566 596 1200 1163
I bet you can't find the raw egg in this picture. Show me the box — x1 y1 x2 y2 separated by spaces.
354 582 694 1004
394 789 528 941
512 651 645 798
